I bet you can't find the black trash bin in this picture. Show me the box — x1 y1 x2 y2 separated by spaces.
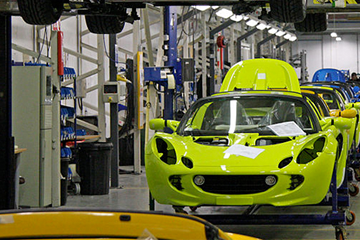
60 158 70 206
78 142 113 195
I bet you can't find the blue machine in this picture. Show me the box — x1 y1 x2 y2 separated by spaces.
144 6 183 124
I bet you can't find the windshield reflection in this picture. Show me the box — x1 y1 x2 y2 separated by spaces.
177 95 317 136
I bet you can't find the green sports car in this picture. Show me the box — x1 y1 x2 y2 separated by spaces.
145 59 353 207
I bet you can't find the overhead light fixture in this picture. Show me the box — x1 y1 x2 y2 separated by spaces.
268 28 278 35
212 6 219 9
230 15 244 22
256 22 268 30
284 33 292 39
193 5 210 11
336 36 342 42
215 8 233 19
275 30 286 37
330 32 338 38
246 19 259 27
243 15 250 20
289 36 297 42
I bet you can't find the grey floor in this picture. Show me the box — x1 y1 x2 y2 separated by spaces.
63 167 360 240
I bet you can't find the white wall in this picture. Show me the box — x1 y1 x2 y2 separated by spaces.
292 34 360 81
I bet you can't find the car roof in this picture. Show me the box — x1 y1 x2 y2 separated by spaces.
220 59 301 93
213 90 303 98
312 68 347 83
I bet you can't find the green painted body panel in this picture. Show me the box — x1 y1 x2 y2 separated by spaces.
220 59 301 93
146 129 338 206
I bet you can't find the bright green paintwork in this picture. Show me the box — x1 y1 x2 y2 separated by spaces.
301 85 360 149
145 59 349 207
220 59 301 93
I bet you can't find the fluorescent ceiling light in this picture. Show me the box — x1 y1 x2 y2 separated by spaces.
230 15 243 22
256 22 268 30
275 30 286 37
246 19 259 27
193 5 210 11
289 36 297 42
268 28 278 34
284 33 292 39
215 8 233 19
212 6 219 9
243 15 249 20
336 36 342 41
330 32 338 38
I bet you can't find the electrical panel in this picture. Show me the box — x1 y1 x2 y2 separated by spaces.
182 58 195 82
103 81 121 103
12 66 54 207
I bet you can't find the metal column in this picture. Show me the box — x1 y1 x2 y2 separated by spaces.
0 15 15 210
97 35 106 142
133 13 141 174
209 20 234 95
163 6 177 121
201 12 207 98
50 31 61 207
109 34 119 187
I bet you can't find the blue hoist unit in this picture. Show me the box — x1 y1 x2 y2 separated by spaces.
144 6 195 124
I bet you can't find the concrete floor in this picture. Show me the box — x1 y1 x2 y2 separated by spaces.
63 167 360 240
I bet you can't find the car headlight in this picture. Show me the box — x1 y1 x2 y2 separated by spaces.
155 138 177 165
181 156 193 169
296 137 326 164
278 157 293 169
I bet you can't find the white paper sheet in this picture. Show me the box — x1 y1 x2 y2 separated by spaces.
268 121 306 137
223 145 265 159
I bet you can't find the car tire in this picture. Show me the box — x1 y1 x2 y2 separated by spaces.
17 0 63 25
270 0 307 23
85 15 125 34
294 13 327 32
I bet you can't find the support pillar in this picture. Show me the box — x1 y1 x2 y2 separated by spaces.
163 6 177 122
0 15 15 210
109 34 119 187
97 35 106 142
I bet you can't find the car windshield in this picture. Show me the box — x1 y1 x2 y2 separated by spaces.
302 88 345 110
177 95 318 136
304 93 330 117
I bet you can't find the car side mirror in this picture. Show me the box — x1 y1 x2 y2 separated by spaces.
149 118 179 132
330 109 357 118
333 117 353 130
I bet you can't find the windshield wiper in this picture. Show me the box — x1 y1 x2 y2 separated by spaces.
238 124 269 132
183 128 201 136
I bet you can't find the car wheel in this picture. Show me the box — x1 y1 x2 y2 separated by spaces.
270 0 307 23
17 0 64 25
294 13 327 32
85 15 125 34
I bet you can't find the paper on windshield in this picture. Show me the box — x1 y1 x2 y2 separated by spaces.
268 121 306 137
224 145 265 159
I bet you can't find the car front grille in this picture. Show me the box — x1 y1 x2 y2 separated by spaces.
195 175 277 194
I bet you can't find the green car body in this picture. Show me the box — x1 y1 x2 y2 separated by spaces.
145 59 352 207
300 85 360 150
